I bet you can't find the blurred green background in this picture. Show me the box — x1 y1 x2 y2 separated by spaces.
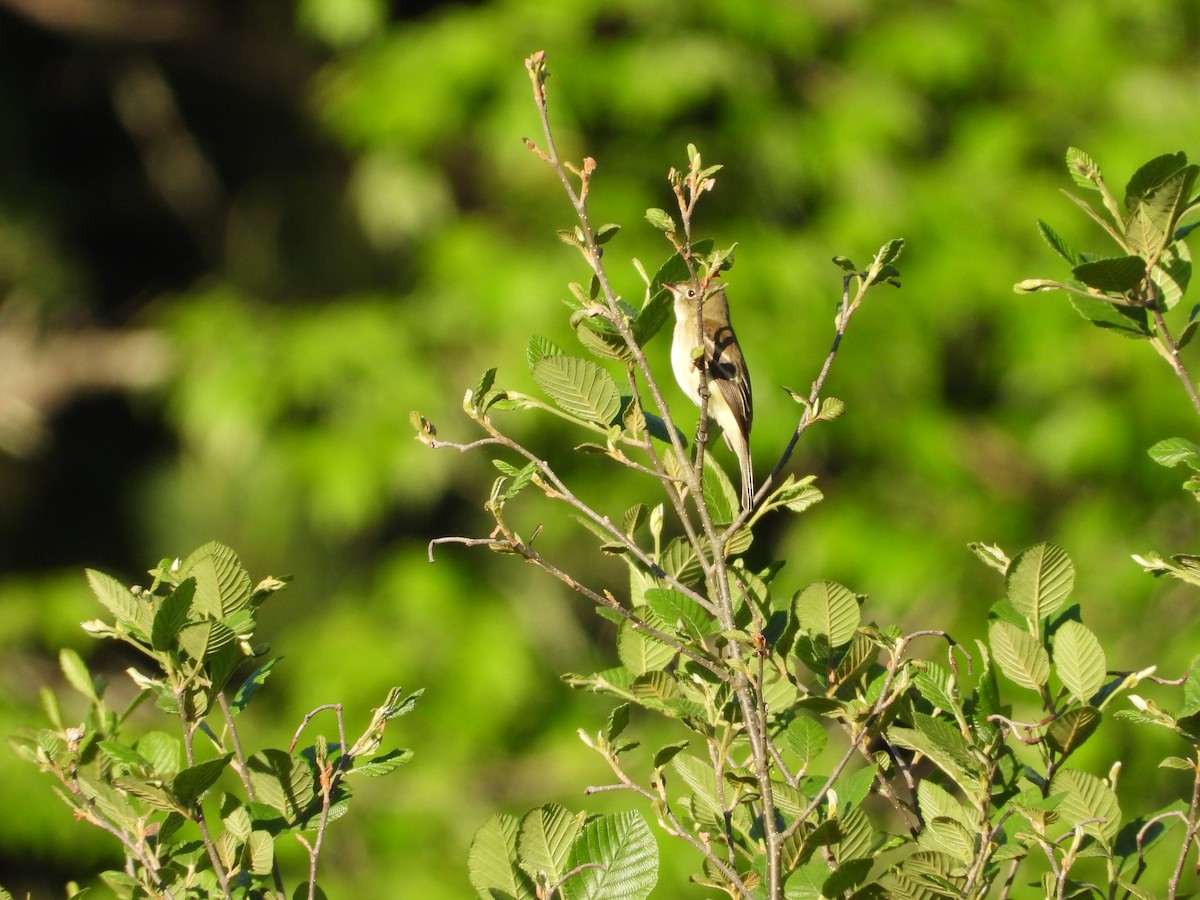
3 0 1200 895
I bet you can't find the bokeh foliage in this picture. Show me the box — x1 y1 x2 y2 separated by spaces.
2 0 1200 896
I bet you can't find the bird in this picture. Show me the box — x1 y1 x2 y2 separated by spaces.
665 279 754 510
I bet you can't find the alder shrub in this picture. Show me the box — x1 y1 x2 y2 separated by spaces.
7 542 420 899
417 55 1200 899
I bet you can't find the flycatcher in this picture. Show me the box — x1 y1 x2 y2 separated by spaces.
665 279 754 510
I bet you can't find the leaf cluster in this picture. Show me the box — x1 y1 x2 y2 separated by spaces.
8 543 420 900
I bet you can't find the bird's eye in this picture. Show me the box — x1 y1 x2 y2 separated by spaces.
687 289 697 298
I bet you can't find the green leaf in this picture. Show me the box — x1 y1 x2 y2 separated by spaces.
178 618 237 662
247 830 274 875
913 661 960 714
98 741 152 773
671 753 723 817
151 578 195 651
917 781 975 830
247 749 314 821
59 649 97 701
517 804 586 886
561 811 658 900
793 581 860 648
1066 147 1102 190
989 620 1050 691
919 817 976 863
575 319 634 364
785 717 827 766
1125 152 1188 208
616 619 675 675
644 208 675 233
701 455 739 526
1056 768 1121 844
648 241 714 294
137 732 181 781
1046 706 1102 757
874 238 905 267
85 569 151 636
643 588 713 641
173 753 233 806
231 657 281 714
531 355 622 424
633 288 672 346
181 542 252 619
1037 219 1078 265
1125 155 1197 257
1071 256 1146 293
1069 295 1153 338
349 748 413 777
1149 437 1200 469
1053 621 1107 702
1151 239 1191 310
468 814 536 900
1006 542 1074 622
527 335 564 371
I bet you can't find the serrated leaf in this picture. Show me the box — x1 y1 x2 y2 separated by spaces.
701 456 738 525
616 619 675 675
517 804 585 886
1071 256 1146 293
888 722 980 802
349 748 412 777
532 355 622 424
794 581 860 648
137 732 181 781
181 542 252 619
560 811 658 900
527 335 564 372
913 661 960 715
1069 294 1153 338
671 753 723 817
1037 219 1078 265
1053 621 1107 702
1149 437 1200 469
1046 706 1101 756
173 753 233 806
918 781 974 830
659 537 703 587
576 320 634 364
1006 542 1074 622
231 657 280 715
151 578 195 651
1125 153 1188 207
59 649 97 701
874 238 904 267
99 741 152 772
247 830 274 875
1066 147 1102 190
1151 239 1191 310
85 569 151 636
989 620 1050 691
1125 156 1196 257
247 749 314 821
468 814 536 900
1056 768 1121 844
653 741 688 769
648 241 714 295
919 817 976 862
633 288 672 346
643 588 713 641
785 717 827 765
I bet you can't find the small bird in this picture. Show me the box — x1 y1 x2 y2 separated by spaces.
665 279 754 510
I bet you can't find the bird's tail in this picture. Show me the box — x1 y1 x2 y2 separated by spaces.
726 430 754 511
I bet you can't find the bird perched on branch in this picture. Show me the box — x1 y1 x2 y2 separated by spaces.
665 279 754 510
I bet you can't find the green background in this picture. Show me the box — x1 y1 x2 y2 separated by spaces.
2 0 1199 895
